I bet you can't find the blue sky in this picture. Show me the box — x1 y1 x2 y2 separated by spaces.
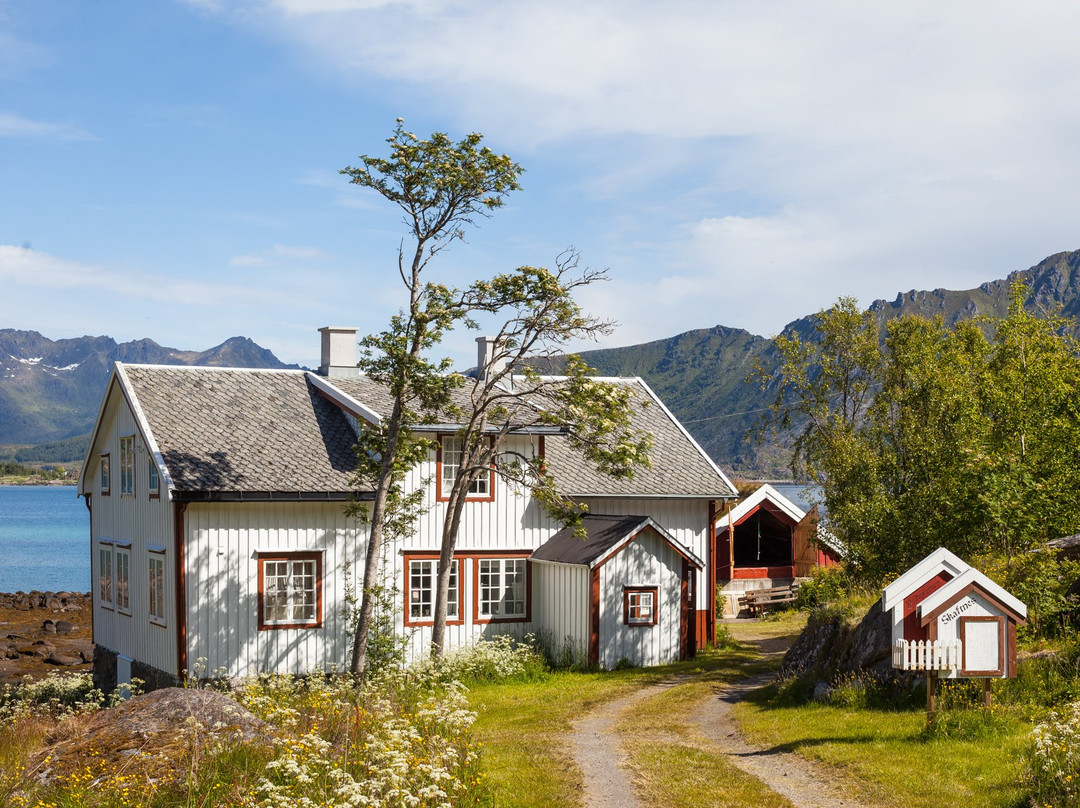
3 1 1080 368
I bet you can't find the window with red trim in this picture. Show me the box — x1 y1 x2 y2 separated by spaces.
477 557 528 620
624 587 658 626
406 557 460 625
258 552 323 629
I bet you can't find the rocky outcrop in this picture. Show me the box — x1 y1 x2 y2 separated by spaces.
34 688 273 785
781 599 892 678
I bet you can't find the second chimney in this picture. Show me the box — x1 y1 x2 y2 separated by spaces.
318 327 360 378
476 336 508 380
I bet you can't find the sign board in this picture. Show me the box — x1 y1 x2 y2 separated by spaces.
882 549 1026 680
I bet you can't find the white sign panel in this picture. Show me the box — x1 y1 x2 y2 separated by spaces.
962 618 1002 675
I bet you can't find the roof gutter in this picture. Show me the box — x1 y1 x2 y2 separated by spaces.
171 490 374 503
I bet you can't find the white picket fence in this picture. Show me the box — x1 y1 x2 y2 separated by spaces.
892 639 961 671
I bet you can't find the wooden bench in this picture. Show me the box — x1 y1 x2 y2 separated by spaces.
739 582 800 616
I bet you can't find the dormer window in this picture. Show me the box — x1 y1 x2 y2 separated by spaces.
437 435 494 501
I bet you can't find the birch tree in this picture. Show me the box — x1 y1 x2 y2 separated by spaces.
757 284 1080 581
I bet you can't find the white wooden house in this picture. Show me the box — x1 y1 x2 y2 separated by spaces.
78 328 737 691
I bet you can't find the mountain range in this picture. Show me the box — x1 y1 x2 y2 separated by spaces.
0 332 296 451
3 249 1079 475
573 249 1080 476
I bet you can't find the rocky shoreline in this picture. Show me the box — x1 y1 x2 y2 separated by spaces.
0 591 93 683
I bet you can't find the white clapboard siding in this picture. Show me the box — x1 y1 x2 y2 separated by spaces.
598 530 683 668
184 501 367 677
576 498 709 610
528 561 590 663
402 435 559 552
90 394 178 677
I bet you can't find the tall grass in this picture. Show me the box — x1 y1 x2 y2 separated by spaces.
0 653 509 807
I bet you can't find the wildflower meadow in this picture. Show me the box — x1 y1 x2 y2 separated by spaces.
0 635 547 808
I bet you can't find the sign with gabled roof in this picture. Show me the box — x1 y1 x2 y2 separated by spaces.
882 548 1027 679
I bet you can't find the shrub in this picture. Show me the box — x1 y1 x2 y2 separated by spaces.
531 630 590 670
1025 700 1080 807
979 550 1080 640
424 635 549 684
714 622 740 650
796 565 850 609
0 672 103 721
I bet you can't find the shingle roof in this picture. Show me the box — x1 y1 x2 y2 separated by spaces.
531 514 651 566
120 365 361 496
531 514 702 568
541 378 736 498
116 365 735 500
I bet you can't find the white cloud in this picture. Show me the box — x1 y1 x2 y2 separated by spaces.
0 112 94 140
0 244 317 309
229 243 329 266
180 2 1080 349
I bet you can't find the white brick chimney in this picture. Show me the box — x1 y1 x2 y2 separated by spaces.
476 336 508 379
318 327 360 378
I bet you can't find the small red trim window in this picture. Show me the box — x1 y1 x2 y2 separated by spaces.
438 435 495 501
98 542 114 608
408 558 460 623
477 557 528 620
148 551 166 625
625 587 659 626
258 552 323 630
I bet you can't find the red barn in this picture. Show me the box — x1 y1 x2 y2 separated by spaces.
714 484 841 616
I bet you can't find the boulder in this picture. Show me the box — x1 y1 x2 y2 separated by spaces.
46 653 83 667
54 621 76 634
782 600 893 678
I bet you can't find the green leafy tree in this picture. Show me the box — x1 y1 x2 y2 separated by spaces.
341 119 523 676
758 284 1080 582
428 251 653 657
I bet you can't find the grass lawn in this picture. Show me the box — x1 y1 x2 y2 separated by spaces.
734 695 1031 808
470 611 1038 808
467 620 797 808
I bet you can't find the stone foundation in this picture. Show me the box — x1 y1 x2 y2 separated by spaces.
93 645 179 694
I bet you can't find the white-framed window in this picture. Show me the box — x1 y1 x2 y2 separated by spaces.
100 454 111 495
406 558 460 625
148 550 166 624
258 552 322 629
119 436 135 496
115 546 131 614
439 435 492 499
624 586 658 626
477 557 528 620
98 542 114 608
148 460 160 497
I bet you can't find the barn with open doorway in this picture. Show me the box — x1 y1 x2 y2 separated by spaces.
714 484 840 616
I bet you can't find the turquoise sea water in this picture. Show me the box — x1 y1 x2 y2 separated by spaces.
0 485 89 593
